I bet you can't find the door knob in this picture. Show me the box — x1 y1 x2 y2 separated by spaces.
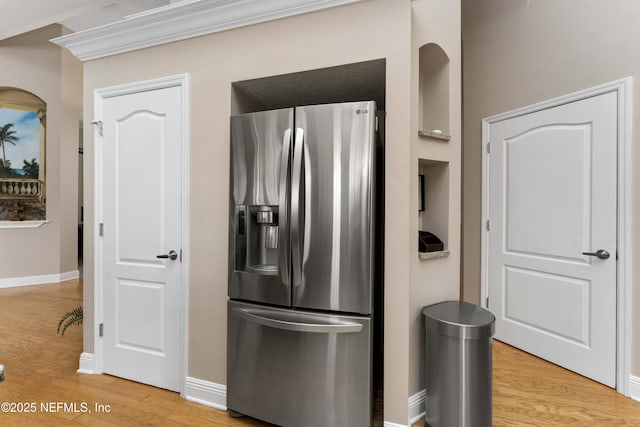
157 250 178 261
582 249 610 260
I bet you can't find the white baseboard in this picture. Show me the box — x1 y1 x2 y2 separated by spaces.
181 378 421 426
77 352 97 374
184 377 227 411
85 369 434 427
409 389 426 424
630 375 640 402
0 270 80 288
382 389 426 427
78 360 228 409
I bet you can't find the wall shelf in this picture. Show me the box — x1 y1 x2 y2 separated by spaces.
0 220 49 229
418 250 450 260
418 129 450 141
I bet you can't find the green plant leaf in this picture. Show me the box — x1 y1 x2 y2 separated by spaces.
57 306 83 336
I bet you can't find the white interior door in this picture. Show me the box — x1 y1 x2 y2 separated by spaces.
100 84 183 391
486 92 617 387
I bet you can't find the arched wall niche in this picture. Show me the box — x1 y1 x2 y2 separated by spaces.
0 87 47 221
418 43 450 140
417 43 452 257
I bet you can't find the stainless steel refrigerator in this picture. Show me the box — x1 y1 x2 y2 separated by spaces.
227 101 378 427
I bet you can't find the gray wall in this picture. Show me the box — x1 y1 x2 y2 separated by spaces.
462 0 640 377
0 25 81 279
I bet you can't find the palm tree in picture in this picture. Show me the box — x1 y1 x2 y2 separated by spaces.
22 158 39 179
0 123 19 168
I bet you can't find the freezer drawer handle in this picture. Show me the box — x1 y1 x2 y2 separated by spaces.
232 307 363 334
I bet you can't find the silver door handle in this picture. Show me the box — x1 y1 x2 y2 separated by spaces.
582 249 610 260
157 250 178 260
278 128 292 286
232 307 363 334
290 128 304 288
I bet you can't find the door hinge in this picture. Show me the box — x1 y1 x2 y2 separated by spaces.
487 142 491 154
485 297 489 308
99 223 104 236
99 323 104 337
91 120 103 136
486 220 490 231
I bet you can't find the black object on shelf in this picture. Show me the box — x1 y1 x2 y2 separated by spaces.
419 231 443 253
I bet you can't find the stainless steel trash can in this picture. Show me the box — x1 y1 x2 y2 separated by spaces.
422 301 495 427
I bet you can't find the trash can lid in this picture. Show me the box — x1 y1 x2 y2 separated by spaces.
422 301 495 339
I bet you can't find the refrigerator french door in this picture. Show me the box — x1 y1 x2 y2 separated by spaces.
228 101 377 427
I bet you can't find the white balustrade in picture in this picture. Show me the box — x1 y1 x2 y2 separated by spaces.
0 178 43 199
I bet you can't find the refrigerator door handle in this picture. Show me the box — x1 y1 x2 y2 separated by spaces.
278 128 292 286
290 128 304 288
231 306 363 334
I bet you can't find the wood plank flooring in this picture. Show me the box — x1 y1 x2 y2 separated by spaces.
0 279 638 426
412 341 640 427
0 280 267 426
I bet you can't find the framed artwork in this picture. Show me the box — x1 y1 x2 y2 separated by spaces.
0 88 46 222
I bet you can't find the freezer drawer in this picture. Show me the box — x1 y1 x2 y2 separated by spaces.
227 300 372 427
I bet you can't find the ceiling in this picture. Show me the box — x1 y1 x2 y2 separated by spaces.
0 0 180 41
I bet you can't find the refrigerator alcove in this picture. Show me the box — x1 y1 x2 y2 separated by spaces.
228 101 377 427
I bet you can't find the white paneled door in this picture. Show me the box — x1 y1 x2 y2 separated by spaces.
100 83 183 391
486 92 617 387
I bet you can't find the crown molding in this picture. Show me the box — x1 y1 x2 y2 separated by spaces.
51 0 362 62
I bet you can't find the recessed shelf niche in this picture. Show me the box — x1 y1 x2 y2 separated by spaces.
418 43 450 141
418 159 449 259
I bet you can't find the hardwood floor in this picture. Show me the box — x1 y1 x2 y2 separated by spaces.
0 280 269 426
0 279 638 426
412 341 640 426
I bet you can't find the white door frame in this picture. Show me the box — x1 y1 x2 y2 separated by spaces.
480 77 632 395
92 74 190 396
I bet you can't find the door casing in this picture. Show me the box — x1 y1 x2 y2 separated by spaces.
92 74 190 396
480 77 632 395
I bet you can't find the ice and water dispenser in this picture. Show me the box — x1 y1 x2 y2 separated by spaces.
234 205 279 276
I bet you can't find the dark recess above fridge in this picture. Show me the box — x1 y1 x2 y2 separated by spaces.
231 58 386 114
